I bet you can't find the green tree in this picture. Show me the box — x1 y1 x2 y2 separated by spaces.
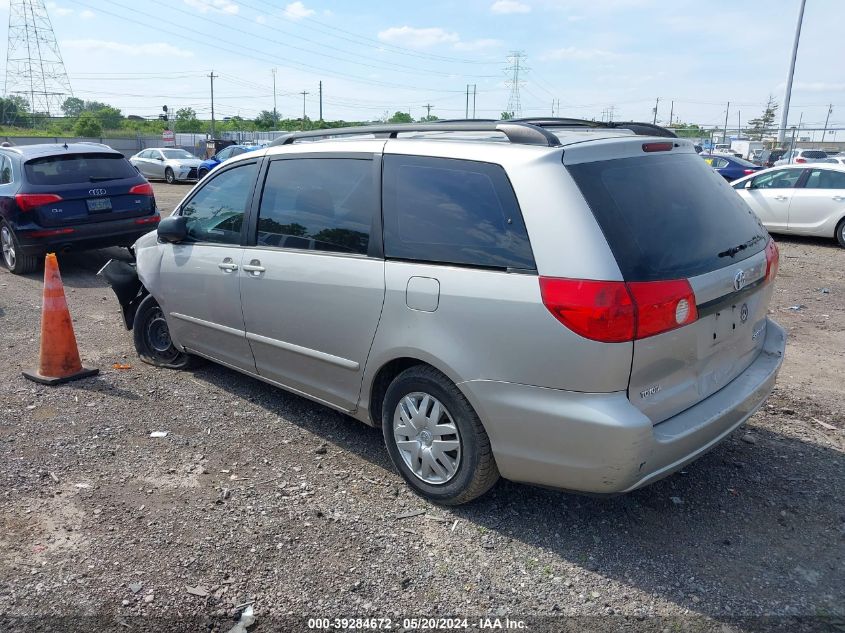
0 96 30 127
254 110 277 129
61 97 85 117
174 107 203 133
746 95 779 140
93 106 123 130
500 111 514 120
388 111 413 123
74 112 102 137
419 114 439 122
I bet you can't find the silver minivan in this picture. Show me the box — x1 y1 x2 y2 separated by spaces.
104 120 786 505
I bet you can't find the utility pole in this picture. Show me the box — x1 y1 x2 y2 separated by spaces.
607 105 615 122
472 84 477 118
737 111 741 139
465 85 470 118
424 103 433 119
271 68 277 126
319 81 323 121
723 101 730 144
652 97 659 124
300 90 309 129
209 71 217 138
778 0 807 144
822 104 833 141
668 100 674 127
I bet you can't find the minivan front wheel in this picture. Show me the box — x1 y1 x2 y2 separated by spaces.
383 365 499 505
133 294 196 369
1 221 38 275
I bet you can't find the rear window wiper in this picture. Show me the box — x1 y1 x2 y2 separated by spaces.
718 235 764 258
88 176 114 182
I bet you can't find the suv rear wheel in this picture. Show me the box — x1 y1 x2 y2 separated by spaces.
1 221 38 275
382 365 499 505
133 294 197 369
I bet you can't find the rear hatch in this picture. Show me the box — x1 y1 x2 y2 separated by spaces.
566 143 776 424
23 153 155 227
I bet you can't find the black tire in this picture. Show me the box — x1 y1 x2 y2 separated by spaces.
132 294 197 369
198 168 208 179
165 167 176 184
382 365 499 505
0 221 39 275
836 218 845 249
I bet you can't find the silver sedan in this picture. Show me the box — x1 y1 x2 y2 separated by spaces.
130 148 202 184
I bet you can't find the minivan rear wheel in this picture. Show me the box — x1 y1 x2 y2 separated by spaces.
1 221 38 275
836 218 845 248
382 365 499 505
133 294 197 369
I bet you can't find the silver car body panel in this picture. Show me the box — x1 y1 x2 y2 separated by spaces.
131 131 786 494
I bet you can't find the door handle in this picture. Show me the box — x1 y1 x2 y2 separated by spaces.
833 196 844 201
774 195 788 201
242 259 265 276
218 258 238 272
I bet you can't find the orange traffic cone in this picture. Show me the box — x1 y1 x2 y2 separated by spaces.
22 253 99 385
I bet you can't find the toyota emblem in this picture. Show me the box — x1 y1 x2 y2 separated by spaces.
89 188 107 196
733 269 746 291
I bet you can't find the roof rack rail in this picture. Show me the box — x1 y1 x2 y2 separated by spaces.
511 117 678 139
269 121 562 148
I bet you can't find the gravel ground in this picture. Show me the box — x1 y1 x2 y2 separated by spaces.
0 182 843 633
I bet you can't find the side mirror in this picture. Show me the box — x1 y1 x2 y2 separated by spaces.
157 215 189 243
157 157 164 161
744 179 754 189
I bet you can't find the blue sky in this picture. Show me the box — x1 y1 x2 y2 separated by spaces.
3 0 843 131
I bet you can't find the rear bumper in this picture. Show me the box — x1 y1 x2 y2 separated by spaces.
16 215 159 255
459 319 786 494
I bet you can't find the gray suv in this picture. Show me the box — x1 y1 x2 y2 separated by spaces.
103 120 786 505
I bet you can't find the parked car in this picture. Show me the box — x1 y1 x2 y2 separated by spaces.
0 143 159 274
773 149 828 166
197 144 262 179
103 120 785 505
701 153 762 181
758 148 787 168
129 148 202 184
732 163 845 248
821 156 845 166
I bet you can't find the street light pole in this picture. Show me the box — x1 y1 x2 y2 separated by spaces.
777 0 807 144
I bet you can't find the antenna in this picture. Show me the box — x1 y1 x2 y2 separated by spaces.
4 0 73 118
505 51 527 118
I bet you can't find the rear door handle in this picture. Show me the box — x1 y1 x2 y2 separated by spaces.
774 195 788 201
833 195 844 201
242 259 265 276
218 258 238 272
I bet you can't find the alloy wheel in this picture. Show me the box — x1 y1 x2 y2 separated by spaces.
1 225 15 269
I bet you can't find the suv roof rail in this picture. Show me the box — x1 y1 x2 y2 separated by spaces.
511 117 678 139
269 121 562 148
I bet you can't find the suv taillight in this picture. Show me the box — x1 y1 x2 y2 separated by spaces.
765 238 779 283
795 158 806 163
129 183 154 196
15 193 62 212
539 277 698 343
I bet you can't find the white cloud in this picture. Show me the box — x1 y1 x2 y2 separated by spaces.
182 0 238 15
284 1 314 20
79 9 95 18
788 81 845 93
378 26 459 49
453 38 502 51
63 39 194 58
540 46 618 61
490 0 530 14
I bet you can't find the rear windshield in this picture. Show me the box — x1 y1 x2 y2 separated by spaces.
25 153 137 186
801 151 827 159
567 153 768 281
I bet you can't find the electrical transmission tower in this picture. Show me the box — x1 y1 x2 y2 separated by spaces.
4 0 73 117
505 51 527 118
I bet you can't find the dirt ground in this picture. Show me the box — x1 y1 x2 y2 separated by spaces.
0 182 842 633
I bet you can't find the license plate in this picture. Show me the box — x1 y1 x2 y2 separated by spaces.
86 198 112 212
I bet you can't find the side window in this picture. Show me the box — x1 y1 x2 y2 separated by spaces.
232 147 247 157
804 169 845 190
752 169 802 189
151 150 163 160
713 158 729 168
0 156 12 184
138 150 150 159
180 162 258 244
216 147 233 161
382 155 535 270
256 158 374 255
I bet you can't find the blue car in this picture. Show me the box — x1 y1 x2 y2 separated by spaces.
197 144 262 179
0 143 159 274
701 153 762 182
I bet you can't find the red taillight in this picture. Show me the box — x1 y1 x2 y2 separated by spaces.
627 279 698 339
795 158 806 163
765 239 779 283
15 193 63 212
27 227 74 238
129 183 154 196
134 215 160 225
539 277 697 343
743 169 756 174
642 142 673 153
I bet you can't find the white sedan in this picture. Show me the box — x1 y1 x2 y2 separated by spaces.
732 163 845 248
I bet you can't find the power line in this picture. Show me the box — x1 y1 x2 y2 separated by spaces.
505 51 527 118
